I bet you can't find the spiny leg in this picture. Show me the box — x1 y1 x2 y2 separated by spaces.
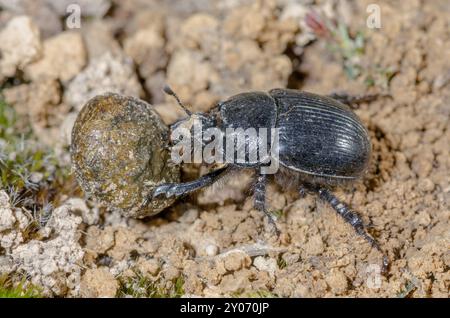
145 165 230 205
254 174 280 236
328 92 380 109
304 184 389 273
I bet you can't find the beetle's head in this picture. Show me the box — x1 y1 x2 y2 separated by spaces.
170 112 215 134
163 85 217 149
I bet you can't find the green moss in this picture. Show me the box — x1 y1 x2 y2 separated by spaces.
0 94 76 231
0 275 43 298
0 96 16 138
117 272 185 298
173 275 185 297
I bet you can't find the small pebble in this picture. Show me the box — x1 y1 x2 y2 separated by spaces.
253 256 277 276
179 208 199 224
418 178 435 192
205 244 219 256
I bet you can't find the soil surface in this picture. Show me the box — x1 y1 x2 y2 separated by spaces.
0 0 448 297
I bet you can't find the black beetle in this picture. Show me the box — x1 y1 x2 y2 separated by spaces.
151 86 388 271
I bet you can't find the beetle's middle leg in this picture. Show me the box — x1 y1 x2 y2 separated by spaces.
254 174 280 236
304 183 389 273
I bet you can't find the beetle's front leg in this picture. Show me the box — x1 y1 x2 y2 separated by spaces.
146 165 230 204
254 174 280 236
328 92 381 109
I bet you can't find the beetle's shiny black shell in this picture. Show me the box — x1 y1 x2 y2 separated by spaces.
270 89 371 179
219 91 277 130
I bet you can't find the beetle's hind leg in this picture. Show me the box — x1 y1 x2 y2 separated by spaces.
304 184 389 273
254 174 280 236
328 92 381 109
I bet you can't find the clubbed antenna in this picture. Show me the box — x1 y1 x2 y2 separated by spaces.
163 85 192 116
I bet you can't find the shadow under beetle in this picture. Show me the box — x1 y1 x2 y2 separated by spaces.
151 86 389 272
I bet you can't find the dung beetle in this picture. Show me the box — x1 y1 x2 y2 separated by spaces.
151 86 388 271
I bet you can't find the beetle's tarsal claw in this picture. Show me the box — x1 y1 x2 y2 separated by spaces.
253 173 280 236
307 184 389 274
271 222 281 237
358 230 389 274
264 212 280 237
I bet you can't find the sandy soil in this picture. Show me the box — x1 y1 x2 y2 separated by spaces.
0 0 448 297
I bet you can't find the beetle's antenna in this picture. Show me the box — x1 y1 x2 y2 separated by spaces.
163 85 192 116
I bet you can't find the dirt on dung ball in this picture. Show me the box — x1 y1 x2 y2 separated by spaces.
0 0 449 298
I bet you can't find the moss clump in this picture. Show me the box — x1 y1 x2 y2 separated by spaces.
0 275 43 298
0 94 75 232
0 96 15 138
117 271 184 298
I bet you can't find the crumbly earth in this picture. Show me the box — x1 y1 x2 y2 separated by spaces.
0 0 449 297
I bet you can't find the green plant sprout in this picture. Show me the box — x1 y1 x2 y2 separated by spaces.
277 255 288 270
305 11 397 86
